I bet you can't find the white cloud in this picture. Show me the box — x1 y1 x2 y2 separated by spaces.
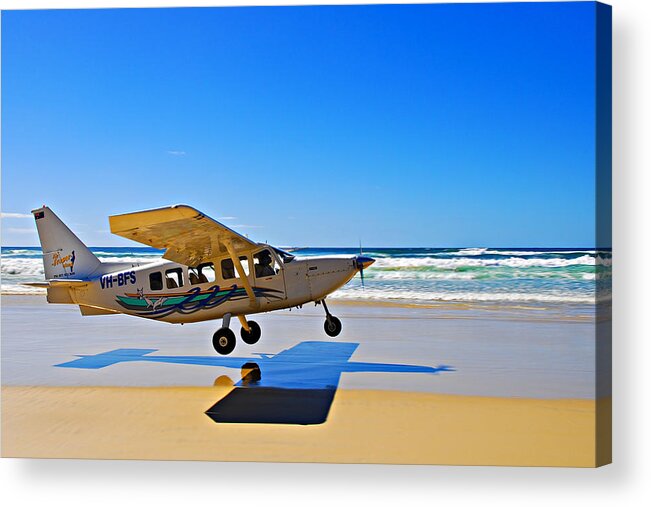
232 224 263 229
218 216 237 221
1 212 32 219
6 227 35 234
166 150 186 156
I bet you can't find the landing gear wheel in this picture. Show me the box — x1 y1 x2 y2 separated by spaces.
324 316 342 337
213 328 236 355
240 320 261 345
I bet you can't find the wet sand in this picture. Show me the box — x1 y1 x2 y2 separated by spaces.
1 295 609 466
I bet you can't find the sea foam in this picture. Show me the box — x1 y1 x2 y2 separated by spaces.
1 246 606 305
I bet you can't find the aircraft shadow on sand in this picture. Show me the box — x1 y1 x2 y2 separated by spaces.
56 341 454 425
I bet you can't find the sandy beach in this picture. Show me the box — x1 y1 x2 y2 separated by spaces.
2 386 607 466
1 295 610 466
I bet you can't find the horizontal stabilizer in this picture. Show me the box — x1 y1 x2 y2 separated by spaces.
79 305 119 316
22 279 89 289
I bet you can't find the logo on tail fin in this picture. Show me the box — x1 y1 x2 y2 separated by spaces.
52 250 76 275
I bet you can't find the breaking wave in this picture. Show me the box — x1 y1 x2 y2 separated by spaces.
1 246 609 304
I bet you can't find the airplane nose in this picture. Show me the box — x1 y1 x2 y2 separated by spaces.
355 255 376 270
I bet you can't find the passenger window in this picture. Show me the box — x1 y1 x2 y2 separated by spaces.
149 272 163 291
239 256 250 277
165 268 183 289
221 259 236 280
188 268 200 285
221 257 250 280
199 263 216 283
189 263 215 285
254 249 279 278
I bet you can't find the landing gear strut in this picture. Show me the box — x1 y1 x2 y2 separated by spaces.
320 299 342 337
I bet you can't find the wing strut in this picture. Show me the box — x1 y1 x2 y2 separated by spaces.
223 239 258 308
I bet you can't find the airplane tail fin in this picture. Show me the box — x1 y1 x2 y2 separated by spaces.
31 206 101 280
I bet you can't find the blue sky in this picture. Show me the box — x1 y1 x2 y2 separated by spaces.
2 3 597 247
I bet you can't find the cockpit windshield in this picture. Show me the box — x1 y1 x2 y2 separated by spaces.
272 247 296 263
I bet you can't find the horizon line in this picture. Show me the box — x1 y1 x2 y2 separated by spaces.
1 245 607 250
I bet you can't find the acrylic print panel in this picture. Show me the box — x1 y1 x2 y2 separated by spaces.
0 2 612 467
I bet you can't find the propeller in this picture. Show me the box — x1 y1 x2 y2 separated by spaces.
355 240 375 289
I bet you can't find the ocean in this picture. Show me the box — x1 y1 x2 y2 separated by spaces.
1 246 611 307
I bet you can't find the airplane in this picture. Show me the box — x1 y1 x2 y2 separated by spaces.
25 205 376 355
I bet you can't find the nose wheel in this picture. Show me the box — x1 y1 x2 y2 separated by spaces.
320 299 342 337
324 316 342 337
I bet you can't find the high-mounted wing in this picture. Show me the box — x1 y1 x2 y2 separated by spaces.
109 205 259 266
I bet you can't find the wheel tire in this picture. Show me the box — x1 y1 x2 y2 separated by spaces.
324 316 342 337
240 320 261 345
212 328 236 355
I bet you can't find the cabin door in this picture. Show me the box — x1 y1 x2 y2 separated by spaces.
251 248 287 307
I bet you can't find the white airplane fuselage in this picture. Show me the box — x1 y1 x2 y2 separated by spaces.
66 248 362 324
29 205 375 354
